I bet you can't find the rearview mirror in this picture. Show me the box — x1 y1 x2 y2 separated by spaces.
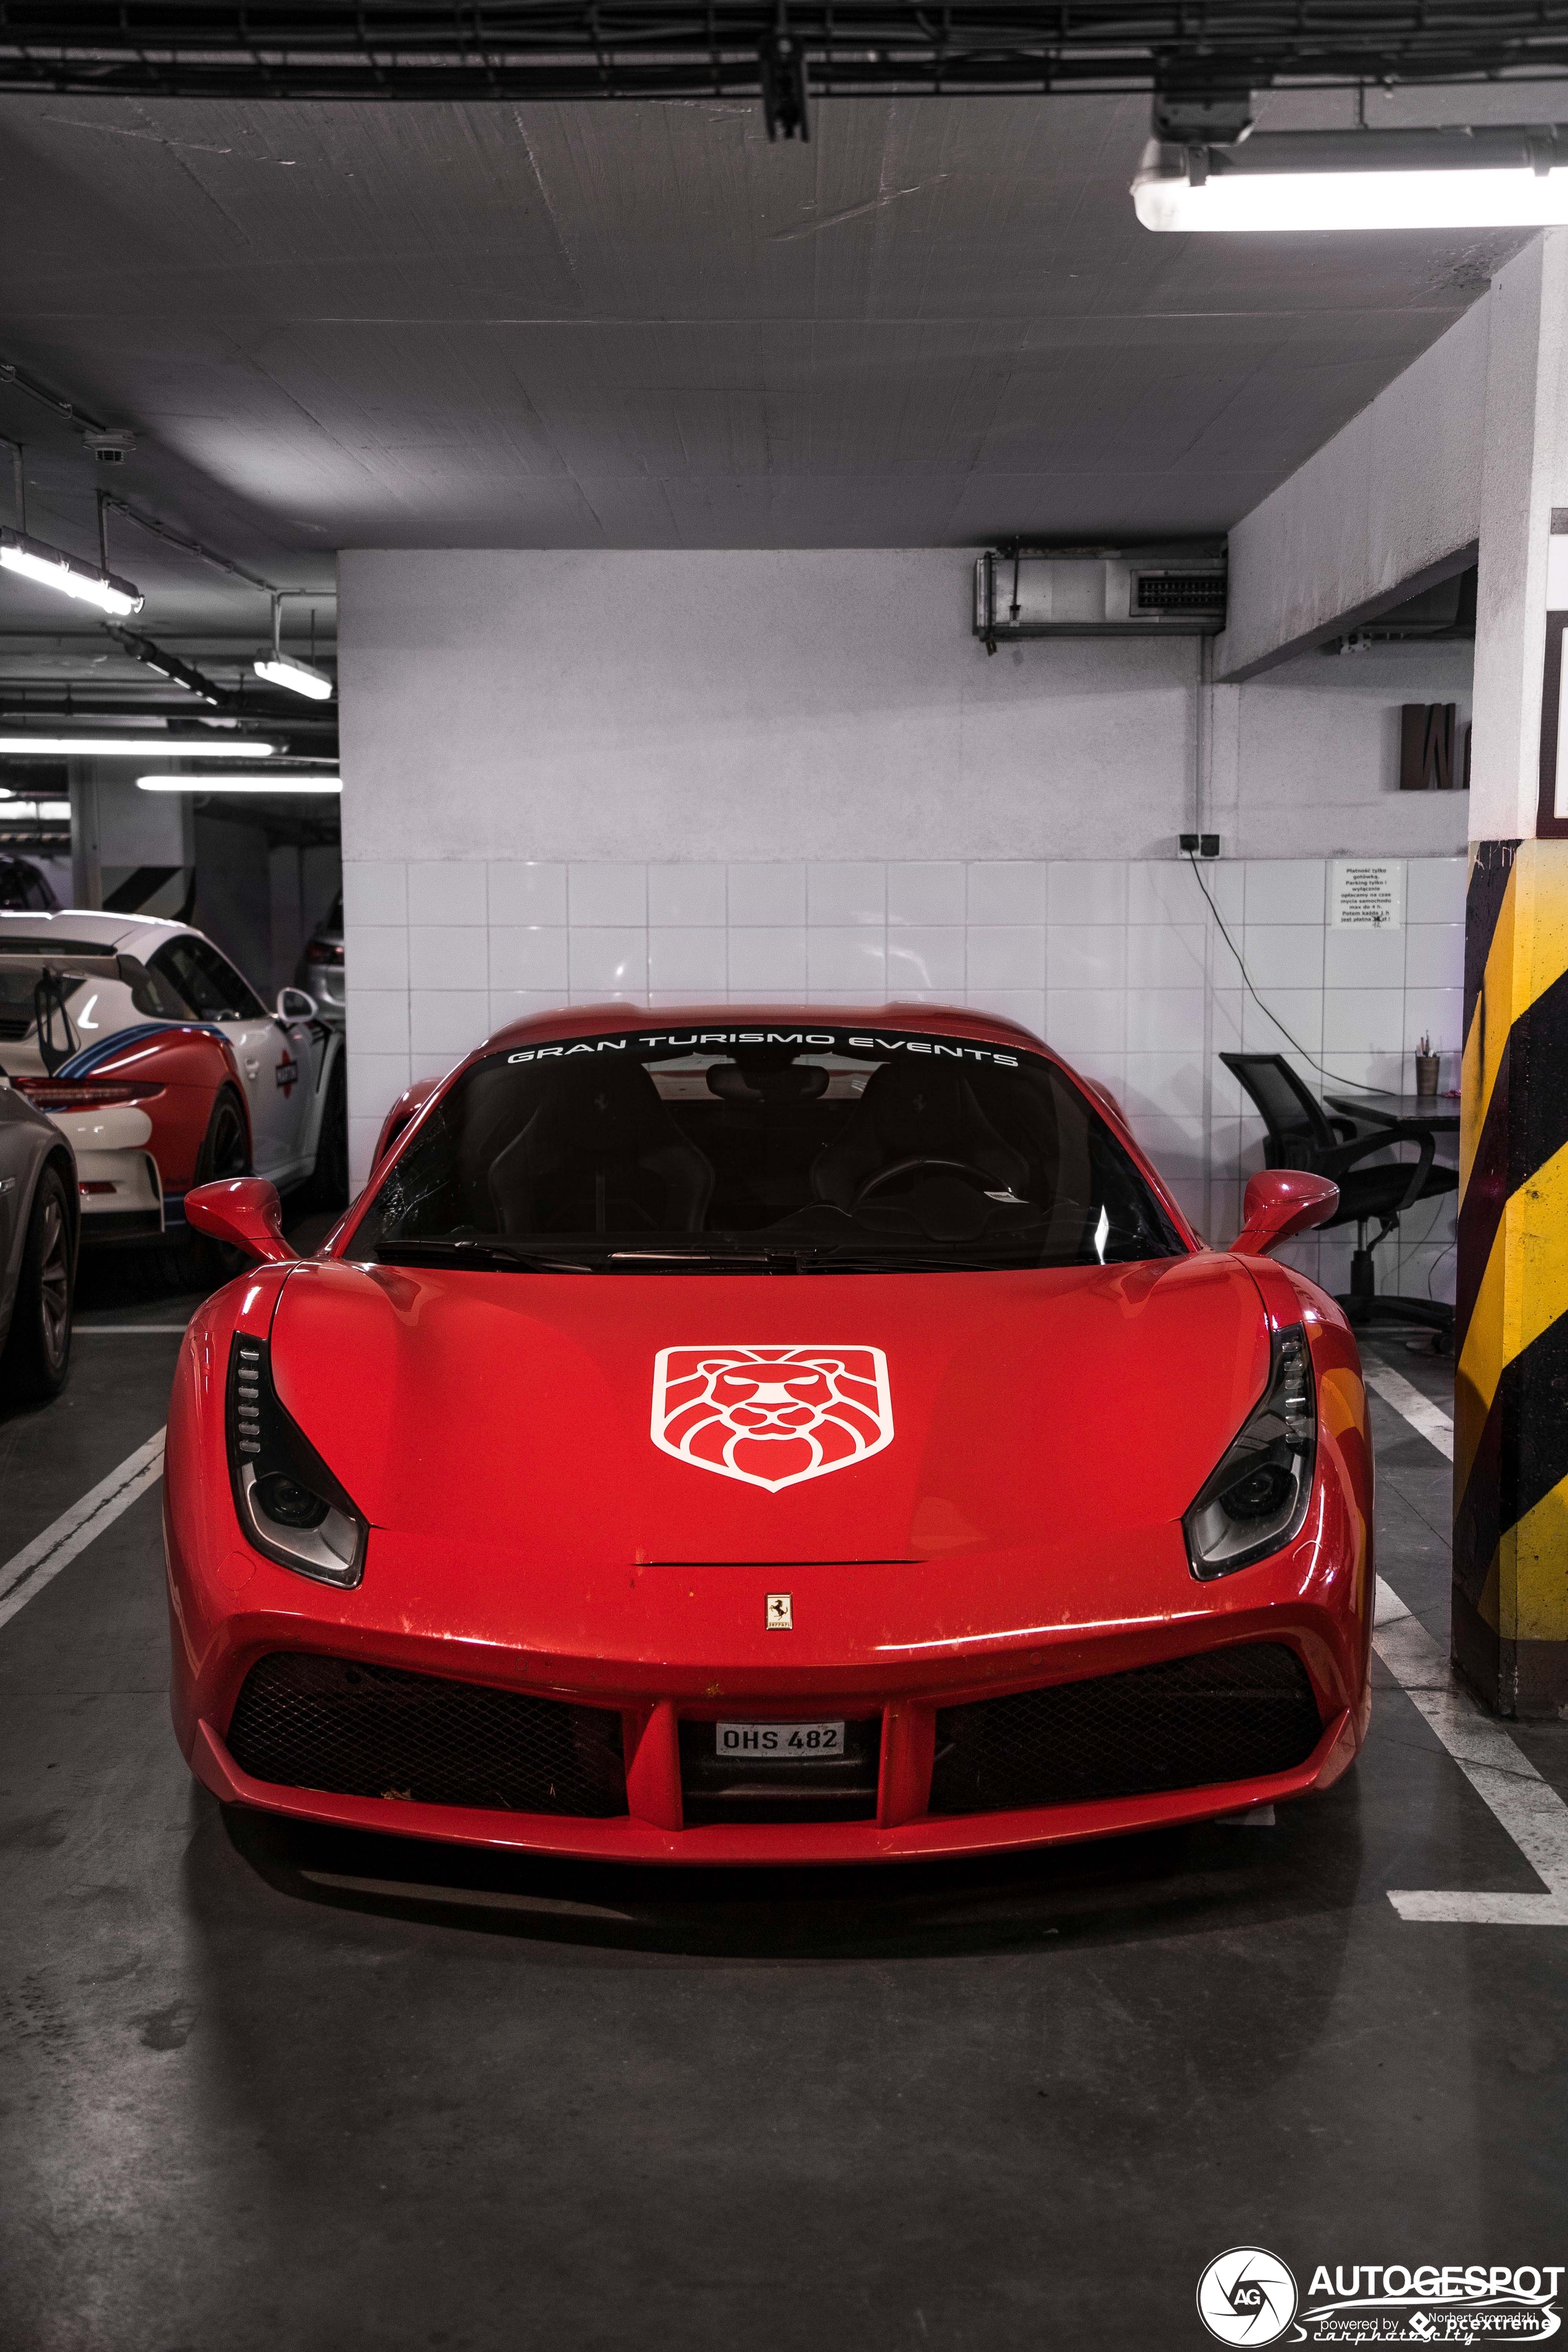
1230 1169 1339 1259
277 986 317 1022
184 1177 297 1265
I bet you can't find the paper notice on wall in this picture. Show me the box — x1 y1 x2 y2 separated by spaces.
1331 859 1403 929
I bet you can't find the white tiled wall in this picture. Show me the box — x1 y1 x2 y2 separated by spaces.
344 853 1466 1303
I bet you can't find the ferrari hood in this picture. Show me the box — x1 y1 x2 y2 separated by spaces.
267 1254 1272 1569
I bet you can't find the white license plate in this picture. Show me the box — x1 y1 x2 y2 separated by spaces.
715 1719 846 1760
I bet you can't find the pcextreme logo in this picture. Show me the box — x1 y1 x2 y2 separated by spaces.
1198 2253 1564 2345
651 1345 894 1492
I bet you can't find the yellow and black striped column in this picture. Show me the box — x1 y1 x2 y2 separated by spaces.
1453 836 1568 1713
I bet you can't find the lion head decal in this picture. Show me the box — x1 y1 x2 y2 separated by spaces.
651 1345 894 1492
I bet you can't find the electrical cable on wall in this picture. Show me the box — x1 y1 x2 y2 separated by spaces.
1183 851 1387 1096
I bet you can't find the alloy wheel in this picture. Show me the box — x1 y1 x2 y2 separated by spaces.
37 1187 69 1372
210 1096 250 1180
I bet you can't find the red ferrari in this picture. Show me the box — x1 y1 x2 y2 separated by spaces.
163 1003 1372 1866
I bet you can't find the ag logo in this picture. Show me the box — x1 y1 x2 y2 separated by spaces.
1197 2250 1298 2346
651 1345 893 1493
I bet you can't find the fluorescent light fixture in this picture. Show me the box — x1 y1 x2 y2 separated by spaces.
254 653 334 701
0 735 277 758
0 798 71 820
1134 123 1568 233
0 527 143 617
137 773 341 794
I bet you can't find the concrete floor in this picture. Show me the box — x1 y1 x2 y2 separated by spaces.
2 1252 1566 2352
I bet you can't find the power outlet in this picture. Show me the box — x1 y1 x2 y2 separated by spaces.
1178 834 1222 858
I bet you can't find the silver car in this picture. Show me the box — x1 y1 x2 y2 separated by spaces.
0 1073 77 1401
297 890 345 1026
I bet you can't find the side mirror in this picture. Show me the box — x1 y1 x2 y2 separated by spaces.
277 986 317 1022
185 1177 297 1265
1230 1169 1340 1259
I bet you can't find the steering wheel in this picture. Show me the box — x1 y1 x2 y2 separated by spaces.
853 1157 996 1207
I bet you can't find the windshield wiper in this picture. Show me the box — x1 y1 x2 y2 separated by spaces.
606 1248 786 1270
374 1238 599 1273
373 1238 791 1274
373 1236 1062 1276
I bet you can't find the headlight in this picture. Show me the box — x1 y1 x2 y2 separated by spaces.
1183 1325 1316 1579
226 1335 367 1587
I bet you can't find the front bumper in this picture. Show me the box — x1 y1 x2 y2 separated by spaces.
167 1524 1369 1868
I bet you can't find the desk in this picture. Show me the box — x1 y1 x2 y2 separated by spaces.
1324 1091 1460 1133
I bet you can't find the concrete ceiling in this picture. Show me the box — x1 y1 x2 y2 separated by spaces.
0 80 1545 665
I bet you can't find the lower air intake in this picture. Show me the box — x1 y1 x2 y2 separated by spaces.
678 1716 882 1825
929 1643 1322 1816
225 1652 627 1817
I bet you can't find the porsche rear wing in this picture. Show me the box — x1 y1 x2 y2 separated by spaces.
0 951 124 1070
0 953 122 976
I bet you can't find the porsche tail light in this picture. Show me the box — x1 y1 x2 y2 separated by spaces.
17 1078 165 1110
1183 1325 1316 1578
306 939 344 965
225 1335 367 1587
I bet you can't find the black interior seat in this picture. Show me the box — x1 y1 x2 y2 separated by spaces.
811 1058 1031 1210
488 1059 714 1234
1220 1051 1456 1340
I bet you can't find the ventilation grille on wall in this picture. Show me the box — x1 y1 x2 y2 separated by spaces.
974 544 1227 646
1135 572 1224 612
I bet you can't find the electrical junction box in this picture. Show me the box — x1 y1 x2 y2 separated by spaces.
974 544 1227 644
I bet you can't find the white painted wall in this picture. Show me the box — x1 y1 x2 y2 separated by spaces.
340 548 1470 869
1214 642 1473 858
340 549 1196 864
1214 228 1568 848
1469 230 1568 842
1216 294 1488 680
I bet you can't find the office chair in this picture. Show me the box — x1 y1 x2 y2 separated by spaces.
1220 1053 1456 1340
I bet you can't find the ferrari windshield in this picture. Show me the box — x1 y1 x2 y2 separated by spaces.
354 1024 1186 1273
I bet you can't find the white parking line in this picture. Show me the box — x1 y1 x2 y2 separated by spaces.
1364 1362 1454 1459
1374 1580 1568 1924
0 1429 166 1635
1355 1361 1568 1922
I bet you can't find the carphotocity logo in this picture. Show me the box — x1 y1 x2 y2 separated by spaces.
1197 2249 1299 2345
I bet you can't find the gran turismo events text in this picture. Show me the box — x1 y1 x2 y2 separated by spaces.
507 1030 1022 1067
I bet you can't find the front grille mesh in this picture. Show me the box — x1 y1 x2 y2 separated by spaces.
930 1643 1322 1816
226 1651 627 1817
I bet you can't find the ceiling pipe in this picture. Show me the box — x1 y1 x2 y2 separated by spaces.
1 2 1566 103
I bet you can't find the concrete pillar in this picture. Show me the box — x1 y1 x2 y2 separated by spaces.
1456 231 1568 1713
68 758 101 907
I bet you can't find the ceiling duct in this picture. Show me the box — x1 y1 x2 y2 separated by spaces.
1323 567 1478 654
974 546 1227 649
